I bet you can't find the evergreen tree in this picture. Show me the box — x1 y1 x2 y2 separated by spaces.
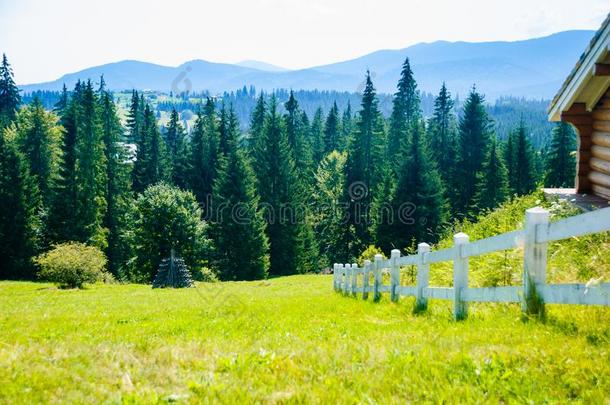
474 137 509 211
256 97 309 276
342 72 386 256
99 87 131 275
0 127 40 279
510 122 537 196
49 81 82 242
454 87 492 217
209 105 269 280
15 98 61 208
0 54 21 128
164 108 190 188
189 98 220 206
309 107 325 164
428 83 458 202
125 90 143 143
323 102 340 154
74 80 107 246
248 93 266 154
283 90 312 176
545 122 576 188
376 121 446 252
340 101 352 151
387 58 420 171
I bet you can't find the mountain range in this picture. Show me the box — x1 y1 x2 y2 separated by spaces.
20 30 595 99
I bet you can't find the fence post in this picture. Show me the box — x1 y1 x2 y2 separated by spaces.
453 232 469 321
333 263 338 291
523 207 550 317
373 254 383 302
415 242 431 312
363 260 371 300
390 249 401 302
342 264 349 294
351 262 358 296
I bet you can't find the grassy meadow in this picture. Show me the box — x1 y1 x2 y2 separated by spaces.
1 275 609 403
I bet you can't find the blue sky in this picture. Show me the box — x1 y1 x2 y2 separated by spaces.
0 0 607 84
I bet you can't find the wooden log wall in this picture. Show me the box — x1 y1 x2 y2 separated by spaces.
590 89 610 199
561 88 610 199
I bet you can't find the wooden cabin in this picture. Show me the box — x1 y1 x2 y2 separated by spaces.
548 14 610 200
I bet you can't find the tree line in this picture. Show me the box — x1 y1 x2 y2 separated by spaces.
0 54 576 282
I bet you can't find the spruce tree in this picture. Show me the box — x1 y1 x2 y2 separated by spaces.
340 101 352 151
323 102 340 154
0 54 21 128
454 87 492 217
189 98 220 206
126 90 143 143
545 122 576 188
309 107 325 164
474 137 509 211
99 86 131 275
387 58 420 172
283 90 312 176
15 97 61 208
165 108 190 189
511 122 537 196
0 127 40 279
209 105 269 280
74 80 107 246
49 82 82 242
255 97 308 276
377 121 446 252
342 72 386 256
248 93 266 154
428 83 458 202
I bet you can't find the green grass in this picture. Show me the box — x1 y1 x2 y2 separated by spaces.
1 276 609 403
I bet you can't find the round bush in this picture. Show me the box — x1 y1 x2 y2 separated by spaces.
35 243 107 288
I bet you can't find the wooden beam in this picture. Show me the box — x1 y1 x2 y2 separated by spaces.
595 63 610 76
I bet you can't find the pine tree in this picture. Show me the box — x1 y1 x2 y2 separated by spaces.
99 86 131 275
0 54 21 128
74 80 107 246
428 83 458 202
545 122 576 188
283 90 312 176
256 97 308 276
209 105 269 280
248 93 266 154
189 98 220 206
165 108 190 188
15 97 61 208
125 90 143 143
387 58 420 171
0 127 40 279
511 122 537 196
309 107 325 164
376 121 446 252
340 101 352 151
454 87 492 217
49 81 82 243
474 137 509 211
342 72 386 256
323 102 340 154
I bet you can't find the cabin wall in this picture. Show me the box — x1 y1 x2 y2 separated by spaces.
590 89 610 199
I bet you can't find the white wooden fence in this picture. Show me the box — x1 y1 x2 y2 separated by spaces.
332 206 610 320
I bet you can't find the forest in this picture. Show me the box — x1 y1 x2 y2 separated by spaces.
0 53 577 282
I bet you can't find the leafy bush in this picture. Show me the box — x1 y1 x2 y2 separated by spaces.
124 183 210 282
35 243 107 288
357 245 386 267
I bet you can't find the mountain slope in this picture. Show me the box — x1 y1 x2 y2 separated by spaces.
20 30 595 99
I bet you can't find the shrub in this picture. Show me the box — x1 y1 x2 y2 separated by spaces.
35 243 107 288
357 245 386 267
124 183 210 282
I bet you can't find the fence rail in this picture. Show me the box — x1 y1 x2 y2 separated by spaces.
332 206 610 320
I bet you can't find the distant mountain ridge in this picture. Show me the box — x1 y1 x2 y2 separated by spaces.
20 30 595 99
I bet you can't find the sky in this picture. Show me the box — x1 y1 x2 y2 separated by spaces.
0 0 608 84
